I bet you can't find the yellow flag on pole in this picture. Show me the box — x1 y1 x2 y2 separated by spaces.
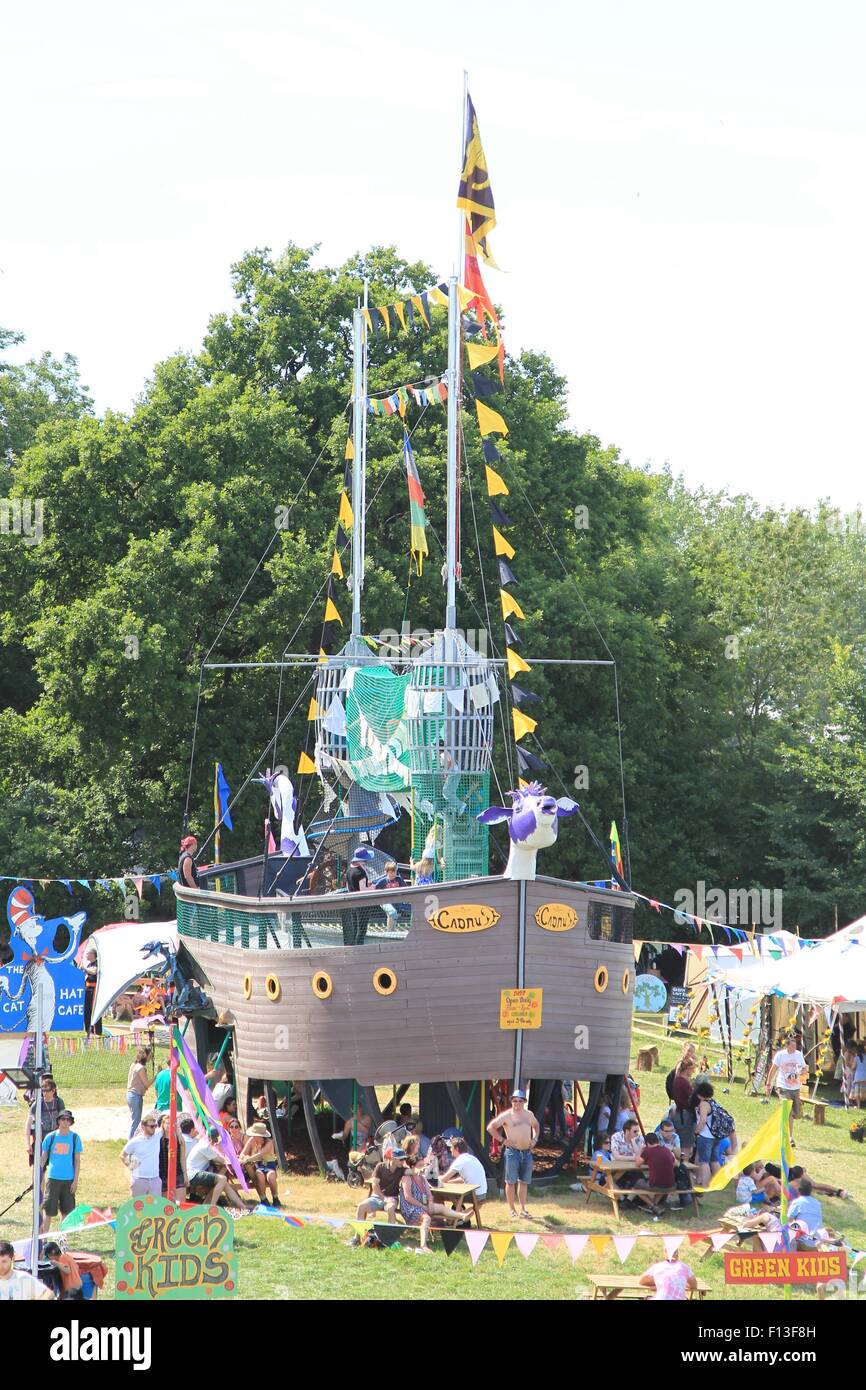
506 648 531 679
512 709 537 741
485 466 509 497
339 491 353 530
475 399 509 437
466 340 501 371
696 1102 791 1192
493 526 515 558
324 597 343 625
297 751 316 775
307 697 319 722
500 589 525 621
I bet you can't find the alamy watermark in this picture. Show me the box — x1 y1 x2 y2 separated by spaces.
0 497 43 545
673 880 782 929
377 623 490 658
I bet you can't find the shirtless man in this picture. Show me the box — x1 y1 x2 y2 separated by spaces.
487 1089 539 1219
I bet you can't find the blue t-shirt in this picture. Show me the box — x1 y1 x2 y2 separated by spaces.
788 1194 823 1233
42 1130 82 1181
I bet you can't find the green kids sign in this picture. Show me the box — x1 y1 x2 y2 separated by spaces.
115 1197 237 1300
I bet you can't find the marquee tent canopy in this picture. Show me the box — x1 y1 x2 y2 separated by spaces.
714 915 866 1012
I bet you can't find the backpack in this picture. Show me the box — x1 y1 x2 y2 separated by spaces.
707 1100 735 1139
664 1069 676 1102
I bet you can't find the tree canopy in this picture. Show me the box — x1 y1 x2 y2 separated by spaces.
1 243 864 936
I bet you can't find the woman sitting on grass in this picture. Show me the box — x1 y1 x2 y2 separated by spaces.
238 1122 282 1208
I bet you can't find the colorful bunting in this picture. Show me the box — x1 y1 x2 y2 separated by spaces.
506 648 531 679
512 709 537 742
338 491 353 530
403 433 429 576
489 1231 514 1266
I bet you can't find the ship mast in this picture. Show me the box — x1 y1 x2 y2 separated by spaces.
444 73 469 635
350 285 368 638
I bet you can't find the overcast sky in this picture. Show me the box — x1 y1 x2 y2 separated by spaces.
4 1 865 511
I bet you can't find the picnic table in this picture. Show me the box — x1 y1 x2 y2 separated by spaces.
582 1157 702 1222
588 1273 710 1300
429 1181 484 1229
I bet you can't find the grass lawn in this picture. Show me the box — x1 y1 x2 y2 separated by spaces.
2 1033 864 1300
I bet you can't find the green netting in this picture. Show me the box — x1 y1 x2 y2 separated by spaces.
177 897 279 948
177 896 410 949
344 665 411 791
411 772 490 882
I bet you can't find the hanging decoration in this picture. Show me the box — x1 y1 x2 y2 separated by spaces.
362 282 450 339
367 380 448 418
403 432 429 576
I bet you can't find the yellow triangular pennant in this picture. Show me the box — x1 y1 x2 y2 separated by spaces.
489 1231 514 1267
411 294 429 327
506 648 531 679
589 1235 610 1255
324 597 343 625
476 399 509 437
493 526 515 559
345 436 354 461
393 301 406 331
428 286 449 309
297 751 317 775
500 589 525 621
361 309 373 334
466 340 501 371
485 466 509 498
339 491 353 530
318 648 328 664
330 549 343 578
457 284 476 310
307 698 319 722
512 708 537 742
633 941 643 962
517 777 529 790
377 305 390 335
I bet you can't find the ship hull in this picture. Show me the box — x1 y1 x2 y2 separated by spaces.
176 875 635 1086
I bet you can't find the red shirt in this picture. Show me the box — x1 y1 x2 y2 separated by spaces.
671 1073 693 1111
640 1144 676 1188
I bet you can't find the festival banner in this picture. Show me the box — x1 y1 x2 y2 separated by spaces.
115 1197 237 1300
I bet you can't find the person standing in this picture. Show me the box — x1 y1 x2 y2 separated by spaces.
121 1113 162 1198
158 1113 188 1201
40 1111 82 1232
25 1076 65 1168
344 847 374 944
765 1035 808 1142
178 835 200 888
81 946 101 1035
486 1089 539 1220
153 1059 172 1114
125 1048 152 1138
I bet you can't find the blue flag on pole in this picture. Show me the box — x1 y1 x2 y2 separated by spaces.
216 763 233 831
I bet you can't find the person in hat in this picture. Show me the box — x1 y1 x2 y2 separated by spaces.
178 835 200 889
187 1126 247 1210
344 847 373 944
238 1122 282 1207
486 1090 539 1220
355 1146 406 1224
40 1111 82 1232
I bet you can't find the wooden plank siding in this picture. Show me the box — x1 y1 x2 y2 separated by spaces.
177 876 634 1085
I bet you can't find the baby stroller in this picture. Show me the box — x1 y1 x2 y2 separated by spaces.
345 1119 411 1188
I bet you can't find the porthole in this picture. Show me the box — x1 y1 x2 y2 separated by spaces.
621 969 630 995
242 974 252 1001
265 974 281 1002
373 967 397 996
312 970 333 1000
594 964 609 994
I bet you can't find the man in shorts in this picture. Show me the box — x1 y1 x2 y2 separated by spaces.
40 1110 82 1232
355 1146 406 1224
487 1089 539 1220
187 1126 246 1210
766 1035 807 1143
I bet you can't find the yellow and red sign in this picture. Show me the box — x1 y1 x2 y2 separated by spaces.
499 988 543 1029
724 1250 846 1285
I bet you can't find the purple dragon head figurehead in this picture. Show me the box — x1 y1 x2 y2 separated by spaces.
477 782 579 848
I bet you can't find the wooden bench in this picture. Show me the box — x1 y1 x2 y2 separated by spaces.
583 1163 702 1222
588 1273 709 1300
798 1094 826 1125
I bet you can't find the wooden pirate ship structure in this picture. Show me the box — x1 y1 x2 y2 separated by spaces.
176 83 636 1172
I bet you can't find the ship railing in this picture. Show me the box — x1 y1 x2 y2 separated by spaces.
174 882 420 949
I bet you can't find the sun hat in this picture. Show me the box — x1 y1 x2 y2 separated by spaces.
511 1089 527 1100
57 1110 74 1122
245 1122 271 1137
351 846 374 862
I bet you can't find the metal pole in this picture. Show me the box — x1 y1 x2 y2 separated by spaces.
445 273 460 632
203 656 616 671
31 982 43 1275
167 1024 178 1203
513 879 527 1090
351 306 366 638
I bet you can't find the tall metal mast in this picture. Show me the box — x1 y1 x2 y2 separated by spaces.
350 292 367 639
444 73 469 634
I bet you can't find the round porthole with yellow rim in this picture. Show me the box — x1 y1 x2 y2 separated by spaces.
621 968 630 995
594 964 609 994
242 974 252 1001
373 967 397 996
265 974 281 1002
312 970 333 1000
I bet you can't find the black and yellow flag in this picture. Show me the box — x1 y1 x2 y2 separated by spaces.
457 93 498 267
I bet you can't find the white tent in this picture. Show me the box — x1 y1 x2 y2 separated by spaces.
714 915 866 1011
88 921 179 1026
